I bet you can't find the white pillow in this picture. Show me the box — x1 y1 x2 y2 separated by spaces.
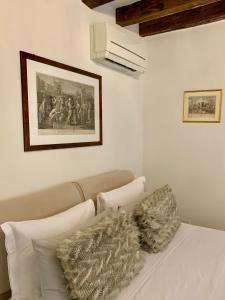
97 176 146 213
1 199 95 300
32 211 109 300
33 233 72 300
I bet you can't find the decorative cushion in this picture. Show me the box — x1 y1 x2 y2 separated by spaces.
32 210 111 300
97 176 146 214
1 199 95 300
134 185 181 253
57 210 144 300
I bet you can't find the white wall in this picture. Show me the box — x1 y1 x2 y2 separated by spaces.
144 21 225 230
0 0 144 200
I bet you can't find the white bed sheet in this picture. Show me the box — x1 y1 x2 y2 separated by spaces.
117 223 225 300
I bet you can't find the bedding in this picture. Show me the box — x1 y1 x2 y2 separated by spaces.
57 209 144 300
0 169 134 297
2 170 225 300
32 211 110 300
1 199 95 300
33 222 225 300
97 176 146 213
116 223 225 300
134 185 181 252
134 185 177 231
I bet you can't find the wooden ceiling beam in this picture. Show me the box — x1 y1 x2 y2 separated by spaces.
82 0 114 9
116 0 164 26
116 0 223 27
139 0 225 36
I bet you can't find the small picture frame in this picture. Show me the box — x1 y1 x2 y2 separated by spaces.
183 89 222 123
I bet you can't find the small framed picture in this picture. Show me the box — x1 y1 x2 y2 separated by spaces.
183 89 222 123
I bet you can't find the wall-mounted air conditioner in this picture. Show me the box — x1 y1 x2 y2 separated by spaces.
90 23 146 77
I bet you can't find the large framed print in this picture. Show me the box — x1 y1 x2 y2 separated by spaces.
183 89 222 123
20 51 102 151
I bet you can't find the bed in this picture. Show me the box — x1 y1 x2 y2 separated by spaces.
1 169 225 300
117 223 225 300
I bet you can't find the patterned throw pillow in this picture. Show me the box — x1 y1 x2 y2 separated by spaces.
56 210 144 300
134 185 181 253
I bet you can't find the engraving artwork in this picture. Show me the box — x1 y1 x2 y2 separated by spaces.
188 95 216 117
37 73 95 135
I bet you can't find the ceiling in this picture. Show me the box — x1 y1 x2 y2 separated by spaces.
81 0 225 37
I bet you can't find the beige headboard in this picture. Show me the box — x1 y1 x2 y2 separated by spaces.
0 169 134 299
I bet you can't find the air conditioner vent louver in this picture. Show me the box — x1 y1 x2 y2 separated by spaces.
105 58 136 72
90 23 146 77
110 41 146 61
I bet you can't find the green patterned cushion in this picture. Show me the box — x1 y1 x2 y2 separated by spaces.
56 210 144 300
134 185 181 253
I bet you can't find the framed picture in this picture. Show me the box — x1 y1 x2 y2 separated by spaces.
20 51 102 151
183 89 222 123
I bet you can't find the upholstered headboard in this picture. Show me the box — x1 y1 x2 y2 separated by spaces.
0 169 134 300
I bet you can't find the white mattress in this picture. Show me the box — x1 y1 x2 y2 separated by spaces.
117 223 225 300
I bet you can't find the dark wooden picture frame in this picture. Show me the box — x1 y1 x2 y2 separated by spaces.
20 51 102 151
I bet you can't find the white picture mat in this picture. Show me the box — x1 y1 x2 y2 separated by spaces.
27 60 100 145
